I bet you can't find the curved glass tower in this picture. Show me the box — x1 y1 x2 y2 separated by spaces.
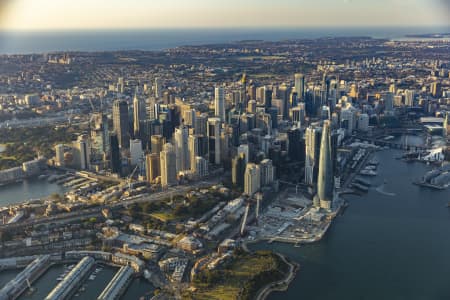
317 120 333 209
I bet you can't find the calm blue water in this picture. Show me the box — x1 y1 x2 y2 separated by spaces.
0 178 66 206
251 137 450 300
0 27 449 54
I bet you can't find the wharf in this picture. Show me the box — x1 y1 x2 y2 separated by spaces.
412 181 447 190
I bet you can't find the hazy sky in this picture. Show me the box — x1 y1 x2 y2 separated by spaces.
0 0 449 30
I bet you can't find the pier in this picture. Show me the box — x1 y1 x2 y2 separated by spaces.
97 265 134 300
0 255 51 300
352 135 433 151
45 256 94 300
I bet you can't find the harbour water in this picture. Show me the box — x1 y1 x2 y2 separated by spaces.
1 135 448 299
252 136 450 300
0 177 66 206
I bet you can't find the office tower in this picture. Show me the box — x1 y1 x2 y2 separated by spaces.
260 135 272 157
404 89 415 107
90 112 109 156
321 106 330 120
305 126 321 185
232 90 242 108
160 143 176 187
256 86 265 104
294 73 305 100
195 114 207 136
130 139 143 167
290 92 298 108
137 119 153 150
117 77 124 93
154 77 162 98
151 135 165 154
266 107 278 129
188 135 200 172
55 144 65 167
317 120 334 210
232 153 246 188
133 92 146 137
258 113 272 136
384 92 394 114
145 153 160 183
340 108 355 135
287 128 304 162
207 118 221 165
264 87 272 109
248 84 257 101
73 135 90 170
278 84 290 120
113 100 130 149
240 73 248 109
194 157 209 177
430 82 441 98
220 130 230 165
147 98 157 121
174 126 190 172
358 114 370 132
244 163 261 196
215 87 225 122
272 99 284 120
290 104 305 128
110 133 121 175
162 91 173 105
247 100 257 114
237 144 249 165
260 159 275 186
240 114 255 133
182 108 196 127
331 112 339 128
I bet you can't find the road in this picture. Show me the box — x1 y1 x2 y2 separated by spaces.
0 178 221 231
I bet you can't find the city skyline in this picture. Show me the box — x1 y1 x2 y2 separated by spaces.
0 0 449 30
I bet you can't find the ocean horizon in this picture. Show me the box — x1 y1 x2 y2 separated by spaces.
0 26 449 55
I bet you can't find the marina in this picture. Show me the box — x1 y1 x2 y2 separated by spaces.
0 260 154 300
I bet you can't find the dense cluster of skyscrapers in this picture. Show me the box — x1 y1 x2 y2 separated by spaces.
50 69 448 210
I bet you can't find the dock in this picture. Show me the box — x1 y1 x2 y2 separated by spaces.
97 265 134 300
0 255 51 300
45 256 95 300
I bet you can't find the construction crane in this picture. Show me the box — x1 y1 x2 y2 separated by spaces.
127 165 139 192
278 180 307 194
240 203 250 236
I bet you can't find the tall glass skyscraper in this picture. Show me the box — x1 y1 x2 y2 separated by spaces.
317 120 334 209
113 99 130 149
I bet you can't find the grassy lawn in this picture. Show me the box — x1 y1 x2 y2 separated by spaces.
150 212 177 222
185 251 286 300
189 285 240 300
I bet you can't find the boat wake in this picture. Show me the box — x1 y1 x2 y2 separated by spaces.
375 184 396 197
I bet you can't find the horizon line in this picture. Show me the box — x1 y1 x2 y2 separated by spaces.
1 25 450 33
